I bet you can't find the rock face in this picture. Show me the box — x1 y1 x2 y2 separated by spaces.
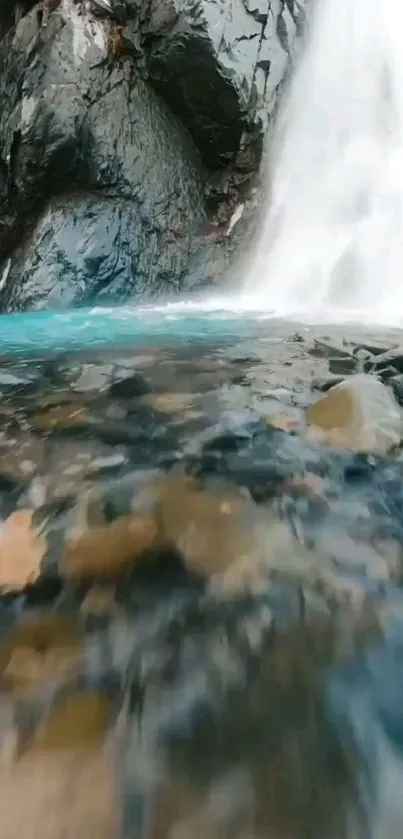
0 0 306 309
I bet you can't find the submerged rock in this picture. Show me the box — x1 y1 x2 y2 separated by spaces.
62 513 160 581
1 613 82 696
306 374 403 455
0 509 46 591
0 686 119 839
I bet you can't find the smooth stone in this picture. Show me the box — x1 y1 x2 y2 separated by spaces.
306 374 403 455
62 513 160 581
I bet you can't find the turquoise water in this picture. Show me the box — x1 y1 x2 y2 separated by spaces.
0 305 268 356
2 301 401 358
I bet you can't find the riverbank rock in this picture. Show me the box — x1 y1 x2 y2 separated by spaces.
0 690 118 839
0 0 307 310
306 374 403 455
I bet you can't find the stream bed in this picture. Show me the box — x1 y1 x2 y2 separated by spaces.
0 309 403 838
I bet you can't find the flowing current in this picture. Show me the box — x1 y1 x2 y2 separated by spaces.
244 0 403 325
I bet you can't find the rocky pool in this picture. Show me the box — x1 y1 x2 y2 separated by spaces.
0 308 402 838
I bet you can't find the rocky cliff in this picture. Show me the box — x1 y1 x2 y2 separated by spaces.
0 0 306 310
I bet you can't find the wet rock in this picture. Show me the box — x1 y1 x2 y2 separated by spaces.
155 470 315 596
0 743 119 839
0 433 45 482
264 411 301 432
62 513 160 581
185 232 233 290
80 585 119 618
143 392 196 416
0 0 307 307
71 364 112 395
351 347 376 371
349 339 397 357
1 613 82 696
1 191 203 310
0 509 46 591
157 472 254 579
280 473 329 505
306 375 403 455
125 606 380 839
374 365 400 383
0 1 205 309
109 372 151 400
309 339 353 359
0 686 119 838
389 374 403 407
328 356 357 376
187 428 293 502
311 375 345 392
32 403 91 433
144 0 304 169
28 691 114 751
41 439 128 502
365 348 403 375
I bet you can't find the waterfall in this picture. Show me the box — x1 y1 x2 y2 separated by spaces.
244 0 403 325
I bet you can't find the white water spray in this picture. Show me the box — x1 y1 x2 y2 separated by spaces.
243 0 403 326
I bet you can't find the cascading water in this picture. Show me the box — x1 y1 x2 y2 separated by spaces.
5 0 403 354
244 0 403 326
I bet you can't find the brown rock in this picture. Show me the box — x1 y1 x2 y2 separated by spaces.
0 747 118 839
142 392 195 414
155 474 383 607
1 615 82 695
265 413 301 432
279 474 328 504
28 693 113 752
33 404 90 433
0 510 46 591
156 472 306 593
80 586 119 617
63 514 159 581
157 472 256 578
306 374 403 454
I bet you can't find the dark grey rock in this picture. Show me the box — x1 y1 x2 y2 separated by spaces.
328 357 357 376
350 340 398 357
0 0 205 308
89 0 114 17
0 193 203 310
389 375 403 407
365 348 403 376
109 372 151 399
310 339 354 359
311 375 345 393
144 0 306 167
0 0 307 309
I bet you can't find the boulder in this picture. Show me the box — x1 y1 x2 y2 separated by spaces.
144 0 307 221
0 0 205 309
306 374 403 456
365 347 403 376
144 0 303 169
0 0 306 309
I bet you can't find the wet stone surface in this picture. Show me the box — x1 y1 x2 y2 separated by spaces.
1 323 403 837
